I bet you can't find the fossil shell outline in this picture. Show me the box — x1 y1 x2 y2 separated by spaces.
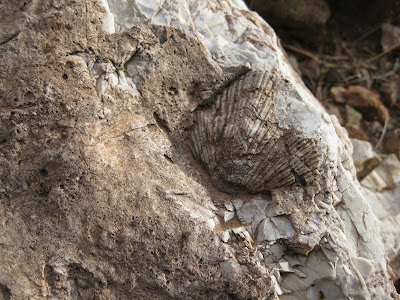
190 69 324 193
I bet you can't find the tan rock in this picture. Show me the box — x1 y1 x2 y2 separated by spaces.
0 0 398 299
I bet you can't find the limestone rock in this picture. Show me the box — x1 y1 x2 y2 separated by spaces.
352 139 400 296
0 0 398 299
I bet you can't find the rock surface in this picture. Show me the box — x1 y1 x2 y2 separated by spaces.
0 0 398 299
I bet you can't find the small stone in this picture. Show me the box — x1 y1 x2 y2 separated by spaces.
232 227 253 242
236 201 267 228
269 261 294 273
257 217 296 242
218 208 235 222
224 202 234 212
232 199 243 211
345 105 362 127
224 211 235 222
351 139 375 169
218 231 230 243
270 274 284 296
350 138 381 179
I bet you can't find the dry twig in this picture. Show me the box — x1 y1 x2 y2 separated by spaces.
283 41 400 70
353 25 381 44
362 41 400 65
249 0 255 10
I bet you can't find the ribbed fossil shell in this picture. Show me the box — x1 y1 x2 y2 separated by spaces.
190 70 323 193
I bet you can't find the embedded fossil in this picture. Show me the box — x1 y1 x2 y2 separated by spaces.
190 70 324 193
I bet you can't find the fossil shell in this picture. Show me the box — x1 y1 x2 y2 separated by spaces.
190 70 324 193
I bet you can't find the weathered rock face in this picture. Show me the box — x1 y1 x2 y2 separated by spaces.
0 0 398 299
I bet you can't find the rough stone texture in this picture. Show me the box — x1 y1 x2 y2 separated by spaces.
351 138 400 297
0 0 399 299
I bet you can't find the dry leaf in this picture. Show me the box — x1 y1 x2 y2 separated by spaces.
344 85 389 124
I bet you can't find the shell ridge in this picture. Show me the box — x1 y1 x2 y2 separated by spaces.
229 78 246 139
252 140 294 187
192 133 200 160
198 111 209 164
247 109 274 152
252 123 281 159
222 79 241 140
190 70 323 194
243 97 266 139
248 71 267 104
243 137 285 187
252 70 272 105
248 77 280 150
247 92 274 149
221 82 236 139
216 92 228 142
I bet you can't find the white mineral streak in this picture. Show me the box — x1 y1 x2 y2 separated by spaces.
98 0 116 34
95 0 398 298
